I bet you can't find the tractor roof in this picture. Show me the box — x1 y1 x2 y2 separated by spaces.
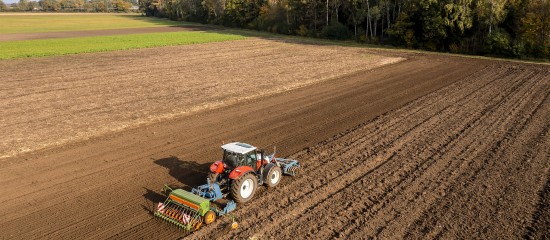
221 142 257 154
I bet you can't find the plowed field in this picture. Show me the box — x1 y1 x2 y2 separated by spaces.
0 39 401 159
0 38 548 240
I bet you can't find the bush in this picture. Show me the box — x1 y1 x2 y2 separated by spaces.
485 29 512 56
320 22 351 40
296 25 308 37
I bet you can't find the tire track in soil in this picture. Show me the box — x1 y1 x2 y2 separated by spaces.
193 64 550 239
403 86 550 239
355 68 549 239
246 66 526 238
329 69 541 239
525 171 550 240
249 67 518 238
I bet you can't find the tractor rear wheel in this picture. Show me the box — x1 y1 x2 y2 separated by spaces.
264 165 282 187
231 173 257 203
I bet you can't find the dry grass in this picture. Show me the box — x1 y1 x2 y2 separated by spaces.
0 38 403 159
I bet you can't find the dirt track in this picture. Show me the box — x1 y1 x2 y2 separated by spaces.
0 44 549 239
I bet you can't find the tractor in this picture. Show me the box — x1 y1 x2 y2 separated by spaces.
154 142 300 232
208 142 300 203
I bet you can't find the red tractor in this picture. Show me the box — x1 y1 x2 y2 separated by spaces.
208 142 300 202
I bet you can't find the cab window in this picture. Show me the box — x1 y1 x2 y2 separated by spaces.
245 151 257 167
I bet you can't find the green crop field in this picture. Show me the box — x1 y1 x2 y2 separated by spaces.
0 31 246 59
0 14 181 34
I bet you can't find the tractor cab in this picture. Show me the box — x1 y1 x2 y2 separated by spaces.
221 142 266 171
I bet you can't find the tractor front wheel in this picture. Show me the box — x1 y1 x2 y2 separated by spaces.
231 173 257 203
264 165 282 187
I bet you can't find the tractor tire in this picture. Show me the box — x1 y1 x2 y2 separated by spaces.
231 173 257 203
263 165 282 188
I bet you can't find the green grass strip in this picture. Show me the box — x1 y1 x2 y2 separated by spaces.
0 31 246 59
0 14 182 34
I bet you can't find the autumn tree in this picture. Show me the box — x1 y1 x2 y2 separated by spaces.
520 0 550 57
17 0 32 11
143 0 550 59
40 0 61 11
112 0 131 12
0 0 7 11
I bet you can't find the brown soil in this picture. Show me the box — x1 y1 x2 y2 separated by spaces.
0 41 548 239
0 26 220 41
0 39 402 159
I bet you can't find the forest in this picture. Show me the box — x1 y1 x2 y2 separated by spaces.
0 0 137 12
139 0 550 59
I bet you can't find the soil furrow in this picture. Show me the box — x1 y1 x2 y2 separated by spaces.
194 64 514 239
256 66 533 239
401 73 549 239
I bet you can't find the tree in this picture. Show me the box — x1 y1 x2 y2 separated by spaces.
17 0 32 10
344 0 366 39
443 0 474 34
40 0 60 11
142 0 549 59
477 0 508 34
0 0 7 11
387 12 415 47
112 0 131 12
203 0 227 20
520 0 550 57
370 5 380 37
58 0 85 11
89 0 108 12
224 0 264 27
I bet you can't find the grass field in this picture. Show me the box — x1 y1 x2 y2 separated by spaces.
0 14 180 34
0 31 246 59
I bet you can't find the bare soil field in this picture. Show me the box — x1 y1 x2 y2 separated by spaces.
0 39 548 239
0 26 200 41
0 38 402 159
195 58 550 240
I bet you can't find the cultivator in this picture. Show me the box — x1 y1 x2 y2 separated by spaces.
155 142 300 232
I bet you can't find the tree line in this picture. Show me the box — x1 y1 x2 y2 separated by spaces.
140 0 549 59
0 0 137 12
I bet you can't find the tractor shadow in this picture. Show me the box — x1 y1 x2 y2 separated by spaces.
142 156 212 215
153 156 212 189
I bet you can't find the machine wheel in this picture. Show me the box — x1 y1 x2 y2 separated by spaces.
203 210 216 225
264 165 282 187
231 173 257 203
